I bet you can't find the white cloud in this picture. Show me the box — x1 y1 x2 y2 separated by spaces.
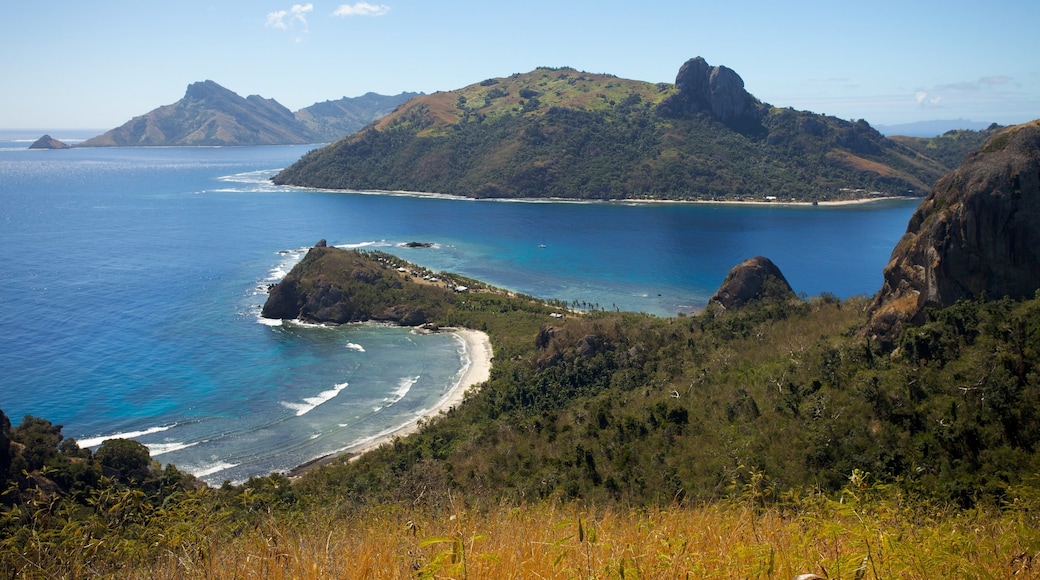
914 91 942 107
266 4 313 33
266 10 289 29
333 2 391 17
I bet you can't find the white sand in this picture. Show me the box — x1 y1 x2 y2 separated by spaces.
343 328 492 462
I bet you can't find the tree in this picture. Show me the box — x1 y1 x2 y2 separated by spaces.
95 438 154 483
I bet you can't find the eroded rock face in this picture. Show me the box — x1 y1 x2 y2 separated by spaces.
865 120 1040 345
709 256 797 310
659 57 763 128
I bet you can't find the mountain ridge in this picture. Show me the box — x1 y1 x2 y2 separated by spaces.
77 81 417 147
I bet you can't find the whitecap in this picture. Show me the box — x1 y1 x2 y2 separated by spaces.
345 342 365 352
78 424 177 448
281 382 348 416
387 376 419 402
333 240 392 250
147 440 199 456
192 461 240 478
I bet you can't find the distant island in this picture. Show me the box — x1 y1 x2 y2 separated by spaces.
271 57 986 203
76 81 418 147
28 134 70 149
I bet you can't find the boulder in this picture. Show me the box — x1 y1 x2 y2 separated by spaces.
865 120 1040 345
709 256 797 310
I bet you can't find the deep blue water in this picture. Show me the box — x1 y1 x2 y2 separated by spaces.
0 134 918 483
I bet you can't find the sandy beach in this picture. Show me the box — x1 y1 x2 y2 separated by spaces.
289 327 493 475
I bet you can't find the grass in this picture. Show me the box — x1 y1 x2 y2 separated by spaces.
125 492 1040 579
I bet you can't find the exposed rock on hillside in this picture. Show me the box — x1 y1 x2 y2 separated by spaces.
709 256 797 310
657 56 765 130
866 120 1040 345
28 135 70 149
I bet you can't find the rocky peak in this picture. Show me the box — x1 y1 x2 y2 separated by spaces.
184 80 230 101
659 57 763 128
709 256 797 310
865 120 1040 346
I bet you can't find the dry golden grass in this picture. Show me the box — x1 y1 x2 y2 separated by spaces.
139 497 1040 579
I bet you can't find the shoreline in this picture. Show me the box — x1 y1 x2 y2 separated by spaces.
288 327 493 477
277 181 921 208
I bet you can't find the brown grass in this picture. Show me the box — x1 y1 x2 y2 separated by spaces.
137 498 1040 579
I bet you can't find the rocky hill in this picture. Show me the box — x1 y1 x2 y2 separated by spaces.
866 119 1040 344
272 57 950 201
78 81 416 147
79 80 317 147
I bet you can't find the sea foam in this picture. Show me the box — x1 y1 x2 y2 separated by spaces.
78 424 177 448
281 382 349 416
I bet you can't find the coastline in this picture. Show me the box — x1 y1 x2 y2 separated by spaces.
288 327 493 476
305 184 918 208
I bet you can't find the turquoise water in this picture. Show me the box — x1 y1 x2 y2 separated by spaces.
0 134 918 483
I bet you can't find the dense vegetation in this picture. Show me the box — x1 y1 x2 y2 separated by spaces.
4 251 1040 576
274 67 952 201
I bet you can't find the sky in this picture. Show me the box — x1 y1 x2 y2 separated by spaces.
2 0 1038 130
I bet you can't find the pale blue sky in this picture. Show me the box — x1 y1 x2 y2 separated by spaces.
2 1 1037 129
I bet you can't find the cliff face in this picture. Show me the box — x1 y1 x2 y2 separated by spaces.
866 120 1040 344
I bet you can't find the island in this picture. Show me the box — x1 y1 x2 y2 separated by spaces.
28 134 70 149
273 57 957 203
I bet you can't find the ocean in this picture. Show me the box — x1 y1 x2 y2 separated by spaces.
0 131 919 483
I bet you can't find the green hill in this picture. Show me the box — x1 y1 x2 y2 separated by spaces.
273 58 950 201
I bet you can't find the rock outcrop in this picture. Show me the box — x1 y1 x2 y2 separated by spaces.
709 256 797 310
657 56 765 130
865 120 1040 345
28 135 70 149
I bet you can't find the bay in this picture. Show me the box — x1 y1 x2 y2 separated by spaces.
0 137 918 483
